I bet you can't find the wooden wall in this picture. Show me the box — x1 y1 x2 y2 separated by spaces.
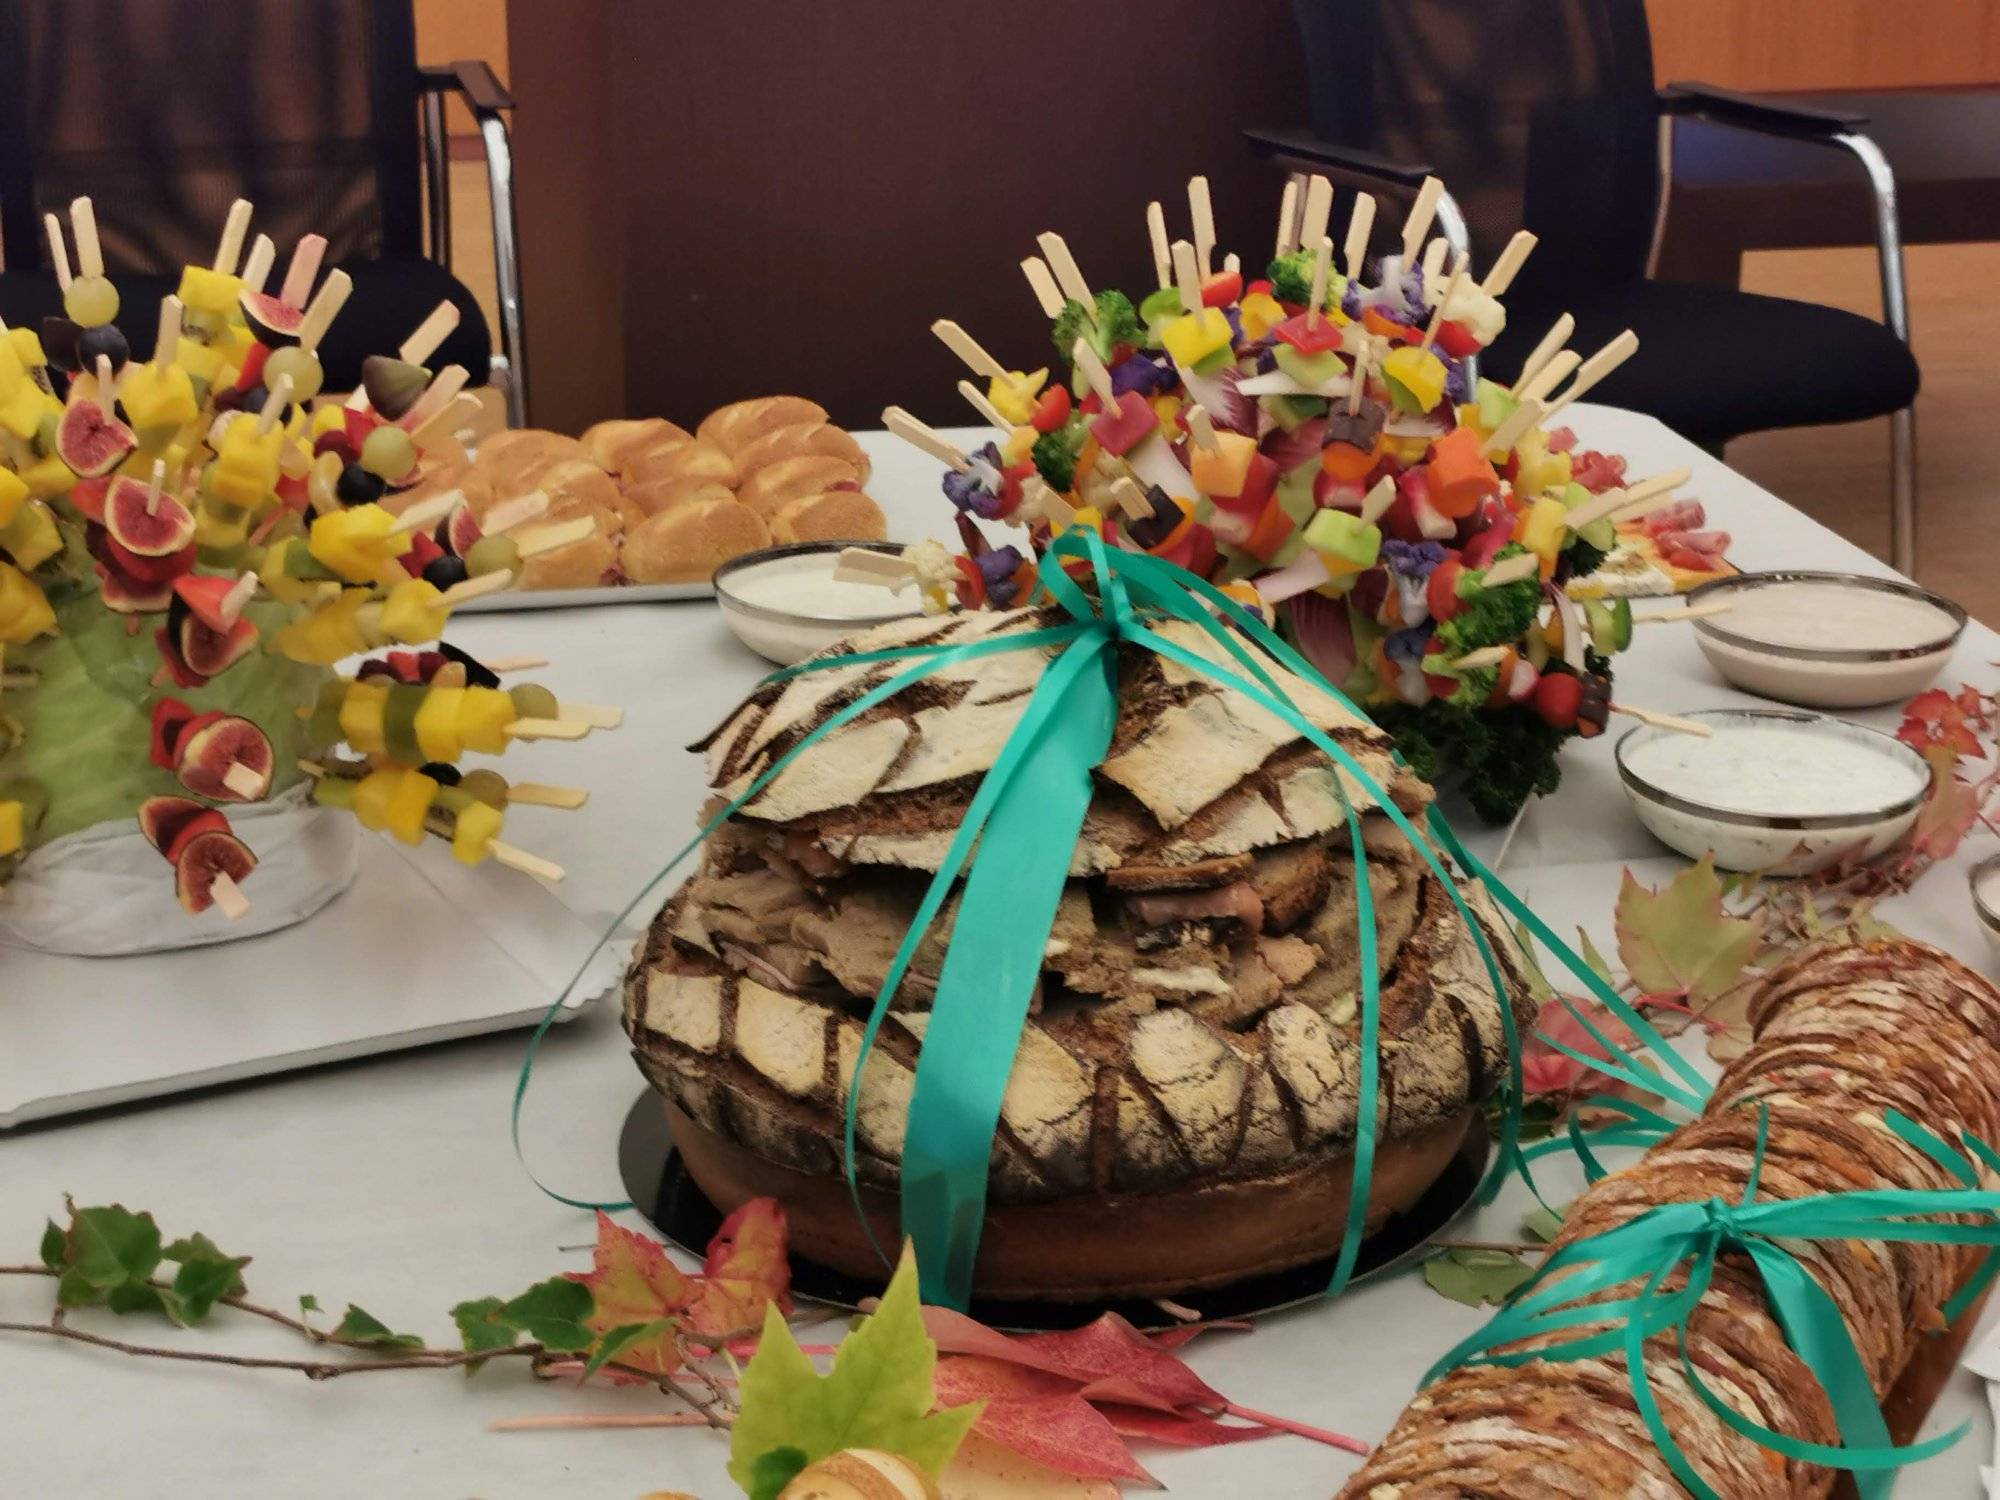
412 0 509 134
1647 0 2000 89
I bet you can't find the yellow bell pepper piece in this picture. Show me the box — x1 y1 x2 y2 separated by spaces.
1237 290 1285 343
1158 308 1233 368
1380 345 1448 413
986 368 1048 426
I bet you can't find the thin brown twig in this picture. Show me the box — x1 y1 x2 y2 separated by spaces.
491 1412 714 1432
0 1318 544 1379
1 1264 405 1354
1421 1239 1543 1257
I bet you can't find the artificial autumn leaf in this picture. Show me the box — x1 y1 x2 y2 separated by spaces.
685 1197 792 1338
1912 745 1981 860
1422 1248 1535 1307
727 1245 978 1491
940 1432 1121 1499
583 1318 677 1380
1614 857 1762 1004
1898 688 1984 759
332 1304 424 1351
932 1355 1154 1483
1097 1404 1278 1448
1521 995 1643 1099
1687 978 1756 1065
1509 921 1555 1004
923 1308 1226 1416
1521 1205 1565 1244
567 1211 695 1374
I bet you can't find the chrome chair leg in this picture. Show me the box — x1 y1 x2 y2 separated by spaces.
478 114 528 429
420 91 451 269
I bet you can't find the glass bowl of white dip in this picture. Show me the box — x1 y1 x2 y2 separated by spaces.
1970 854 2000 969
1616 707 1931 874
713 542 925 666
1687 571 1964 709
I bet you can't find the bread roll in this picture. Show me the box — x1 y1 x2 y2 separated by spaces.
737 455 864 519
536 459 636 531
696 396 829 456
768 489 887 545
472 429 590 489
627 438 738 490
621 498 770 584
732 421 870 483
380 455 488 518
518 529 621 591
581 417 693 475
622 476 734 519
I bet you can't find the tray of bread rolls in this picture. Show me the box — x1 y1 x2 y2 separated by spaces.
389 395 889 609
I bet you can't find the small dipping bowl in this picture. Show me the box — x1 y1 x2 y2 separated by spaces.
712 541 924 666
1688 570 1965 709
1970 854 2000 969
1615 707 1930 874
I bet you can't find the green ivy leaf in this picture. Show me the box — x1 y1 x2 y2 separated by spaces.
449 1296 520 1362
166 1244 251 1325
727 1246 977 1489
298 1294 321 1316
748 1446 811 1500
1520 1205 1565 1244
498 1277 595 1352
54 1205 164 1307
332 1304 425 1351
1422 1248 1535 1307
582 1319 676 1380
106 1281 175 1318
38 1220 63 1271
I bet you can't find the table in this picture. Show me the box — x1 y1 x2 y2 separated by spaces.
5 408 1996 1498
1657 87 2000 290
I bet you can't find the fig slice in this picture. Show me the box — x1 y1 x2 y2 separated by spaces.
239 291 302 346
104 475 196 558
147 698 200 769
442 496 482 557
138 795 226 861
175 715 274 803
177 610 258 678
55 398 137 478
98 565 175 614
173 828 256 917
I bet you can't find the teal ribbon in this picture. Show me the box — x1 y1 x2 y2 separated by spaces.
1431 1106 2000 1497
511 527 1702 1311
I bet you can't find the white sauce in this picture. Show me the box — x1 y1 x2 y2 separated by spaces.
1625 723 1924 818
1719 580 1955 652
1976 862 2000 919
723 553 922 621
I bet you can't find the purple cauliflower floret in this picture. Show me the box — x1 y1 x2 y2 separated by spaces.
1382 539 1448 580
979 545 1029 605
1383 625 1432 664
942 441 1007 520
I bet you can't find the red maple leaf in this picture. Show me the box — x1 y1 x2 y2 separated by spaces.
925 1308 1226 1414
566 1211 696 1375
932 1356 1156 1483
1898 687 1985 760
683 1198 792 1338
1912 745 1981 860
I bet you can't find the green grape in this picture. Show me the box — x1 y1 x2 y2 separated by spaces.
358 425 416 482
464 534 520 578
63 276 119 328
459 768 508 808
507 682 559 720
261 345 324 403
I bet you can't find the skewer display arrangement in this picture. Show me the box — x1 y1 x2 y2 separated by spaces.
0 195 616 918
863 172 1726 820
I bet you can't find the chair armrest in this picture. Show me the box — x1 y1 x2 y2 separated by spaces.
1659 81 1864 140
417 59 514 117
1241 127 1434 189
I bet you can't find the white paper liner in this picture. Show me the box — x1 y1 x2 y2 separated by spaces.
0 785 359 956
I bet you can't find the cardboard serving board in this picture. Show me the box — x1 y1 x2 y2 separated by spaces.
452 580 713 611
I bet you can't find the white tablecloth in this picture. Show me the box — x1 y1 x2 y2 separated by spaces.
5 407 1995 1498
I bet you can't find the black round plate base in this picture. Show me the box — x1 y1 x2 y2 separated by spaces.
618 1091 1489 1333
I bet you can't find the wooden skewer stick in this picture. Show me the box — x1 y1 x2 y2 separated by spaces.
1563 467 1692 532
1610 703 1714 738
212 199 253 275
882 406 970 470
931 320 1021 391
502 717 590 742
483 489 551 534
219 571 258 625
1399 176 1445 266
281 234 328 309
1299 174 1335 252
488 839 564 883
1223 251 1240 275
1109 476 1153 522
95 353 117 406
514 516 598 558
1636 600 1734 624
240 234 276 294
1343 192 1377 281
1482 397 1545 459
1479 551 1542 588
389 490 463 535
1146 200 1172 290
1188 175 1216 275
209 871 251 920
479 654 549 673
1359 474 1397 525
1515 349 1581 407
1543 329 1640 421
956 379 1012 431
1483 230 1537 296
1306 236 1334 327
1422 252 1469 351
396 364 469 433
43 213 72 291
1509 313 1575 397
832 547 914 587
143 458 166 517
222 762 266 798
1452 645 1514 671
1274 178 1300 258
409 391 482 451
488 1413 711 1433
1020 257 1064 318
558 701 624 729
70 197 104 279
1170 239 1203 318
1071 338 1121 409
153 296 184 374
1035 232 1093 308
438 568 515 605
1347 336 1376 417
505 783 590 810
400 300 460 364
1032 478 1075 528
1184 404 1220 452
256 375 295 435
1420 235 1449 286
294 268 353 353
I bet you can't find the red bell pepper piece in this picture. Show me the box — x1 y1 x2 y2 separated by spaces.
1029 383 1072 433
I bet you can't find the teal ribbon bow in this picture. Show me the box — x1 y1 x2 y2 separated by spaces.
1430 1106 2000 1498
512 527 1702 1310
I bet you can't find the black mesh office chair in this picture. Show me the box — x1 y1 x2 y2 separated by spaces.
1246 0 1921 573
0 0 526 425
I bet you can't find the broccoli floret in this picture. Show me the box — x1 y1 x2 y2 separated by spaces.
1266 251 1314 306
1051 290 1145 364
1030 416 1087 492
1435 545 1541 656
1370 698 1566 825
1562 534 1612 579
